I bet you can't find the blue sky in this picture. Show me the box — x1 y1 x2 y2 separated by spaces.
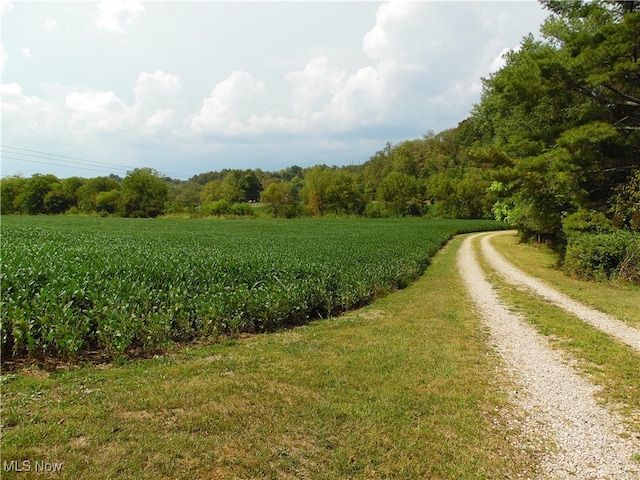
1 1 550 179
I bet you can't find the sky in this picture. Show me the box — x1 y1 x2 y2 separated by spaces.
1 1 550 180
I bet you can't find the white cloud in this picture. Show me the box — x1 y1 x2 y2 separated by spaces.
285 56 345 123
21 47 32 59
134 70 181 108
295 2 426 132
1 83 64 139
144 108 176 135
191 71 267 135
1 83 41 114
0 0 13 17
44 18 57 31
64 70 183 136
133 70 181 135
0 1 550 178
0 44 6 72
96 0 145 33
362 1 419 62
319 65 385 130
65 90 131 134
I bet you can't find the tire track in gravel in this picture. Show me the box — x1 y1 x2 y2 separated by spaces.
458 232 640 480
481 231 640 353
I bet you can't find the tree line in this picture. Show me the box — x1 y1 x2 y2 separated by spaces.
1 0 638 279
1 128 498 221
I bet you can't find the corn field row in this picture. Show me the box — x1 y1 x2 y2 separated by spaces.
1 216 503 357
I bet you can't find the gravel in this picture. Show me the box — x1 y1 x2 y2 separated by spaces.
458 232 640 480
481 231 640 353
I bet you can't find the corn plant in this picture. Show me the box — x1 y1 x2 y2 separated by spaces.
1 216 503 357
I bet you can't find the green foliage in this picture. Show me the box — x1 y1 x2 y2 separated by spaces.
364 202 391 218
0 176 27 214
428 168 494 219
13 174 59 214
201 199 232 216
376 172 424 217
229 202 256 217
611 170 640 231
260 182 301 218
77 176 120 213
200 200 256 217
563 231 640 283
120 168 169 218
562 209 615 238
471 1 639 246
0 216 504 358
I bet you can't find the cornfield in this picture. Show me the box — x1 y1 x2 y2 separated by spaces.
1 216 503 357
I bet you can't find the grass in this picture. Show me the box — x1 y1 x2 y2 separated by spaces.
476 233 640 435
0 234 536 480
489 232 640 328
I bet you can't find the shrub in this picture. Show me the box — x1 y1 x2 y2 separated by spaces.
562 209 614 238
364 202 391 218
563 230 640 283
229 202 256 217
201 199 231 216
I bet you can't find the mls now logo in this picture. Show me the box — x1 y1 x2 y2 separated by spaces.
4 460 63 473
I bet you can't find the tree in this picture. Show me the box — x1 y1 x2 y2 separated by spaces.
14 174 58 214
300 166 332 216
166 181 203 215
77 176 120 213
470 1 639 244
0 176 27 214
200 180 223 204
120 168 169 218
376 172 423 217
260 182 300 218
43 181 75 214
323 172 366 215
611 169 640 231
95 189 122 215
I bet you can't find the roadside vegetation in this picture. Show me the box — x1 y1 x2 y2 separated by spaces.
489 232 640 327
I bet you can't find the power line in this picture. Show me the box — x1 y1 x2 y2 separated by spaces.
1 145 191 179
2 145 137 171
2 151 131 175
1 155 128 176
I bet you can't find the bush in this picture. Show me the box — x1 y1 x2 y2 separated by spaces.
563 230 640 283
364 202 391 218
229 202 256 217
201 199 231 216
562 209 614 238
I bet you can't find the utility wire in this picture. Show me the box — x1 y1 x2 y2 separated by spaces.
1 155 130 176
1 145 191 179
2 145 137 171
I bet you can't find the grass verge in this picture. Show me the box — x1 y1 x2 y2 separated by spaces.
476 234 640 435
489 232 640 328
1 234 535 480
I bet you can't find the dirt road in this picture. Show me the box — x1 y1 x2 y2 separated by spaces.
481 231 640 353
458 232 640 479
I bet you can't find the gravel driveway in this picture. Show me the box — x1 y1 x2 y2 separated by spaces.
458 232 640 479
481 231 640 353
